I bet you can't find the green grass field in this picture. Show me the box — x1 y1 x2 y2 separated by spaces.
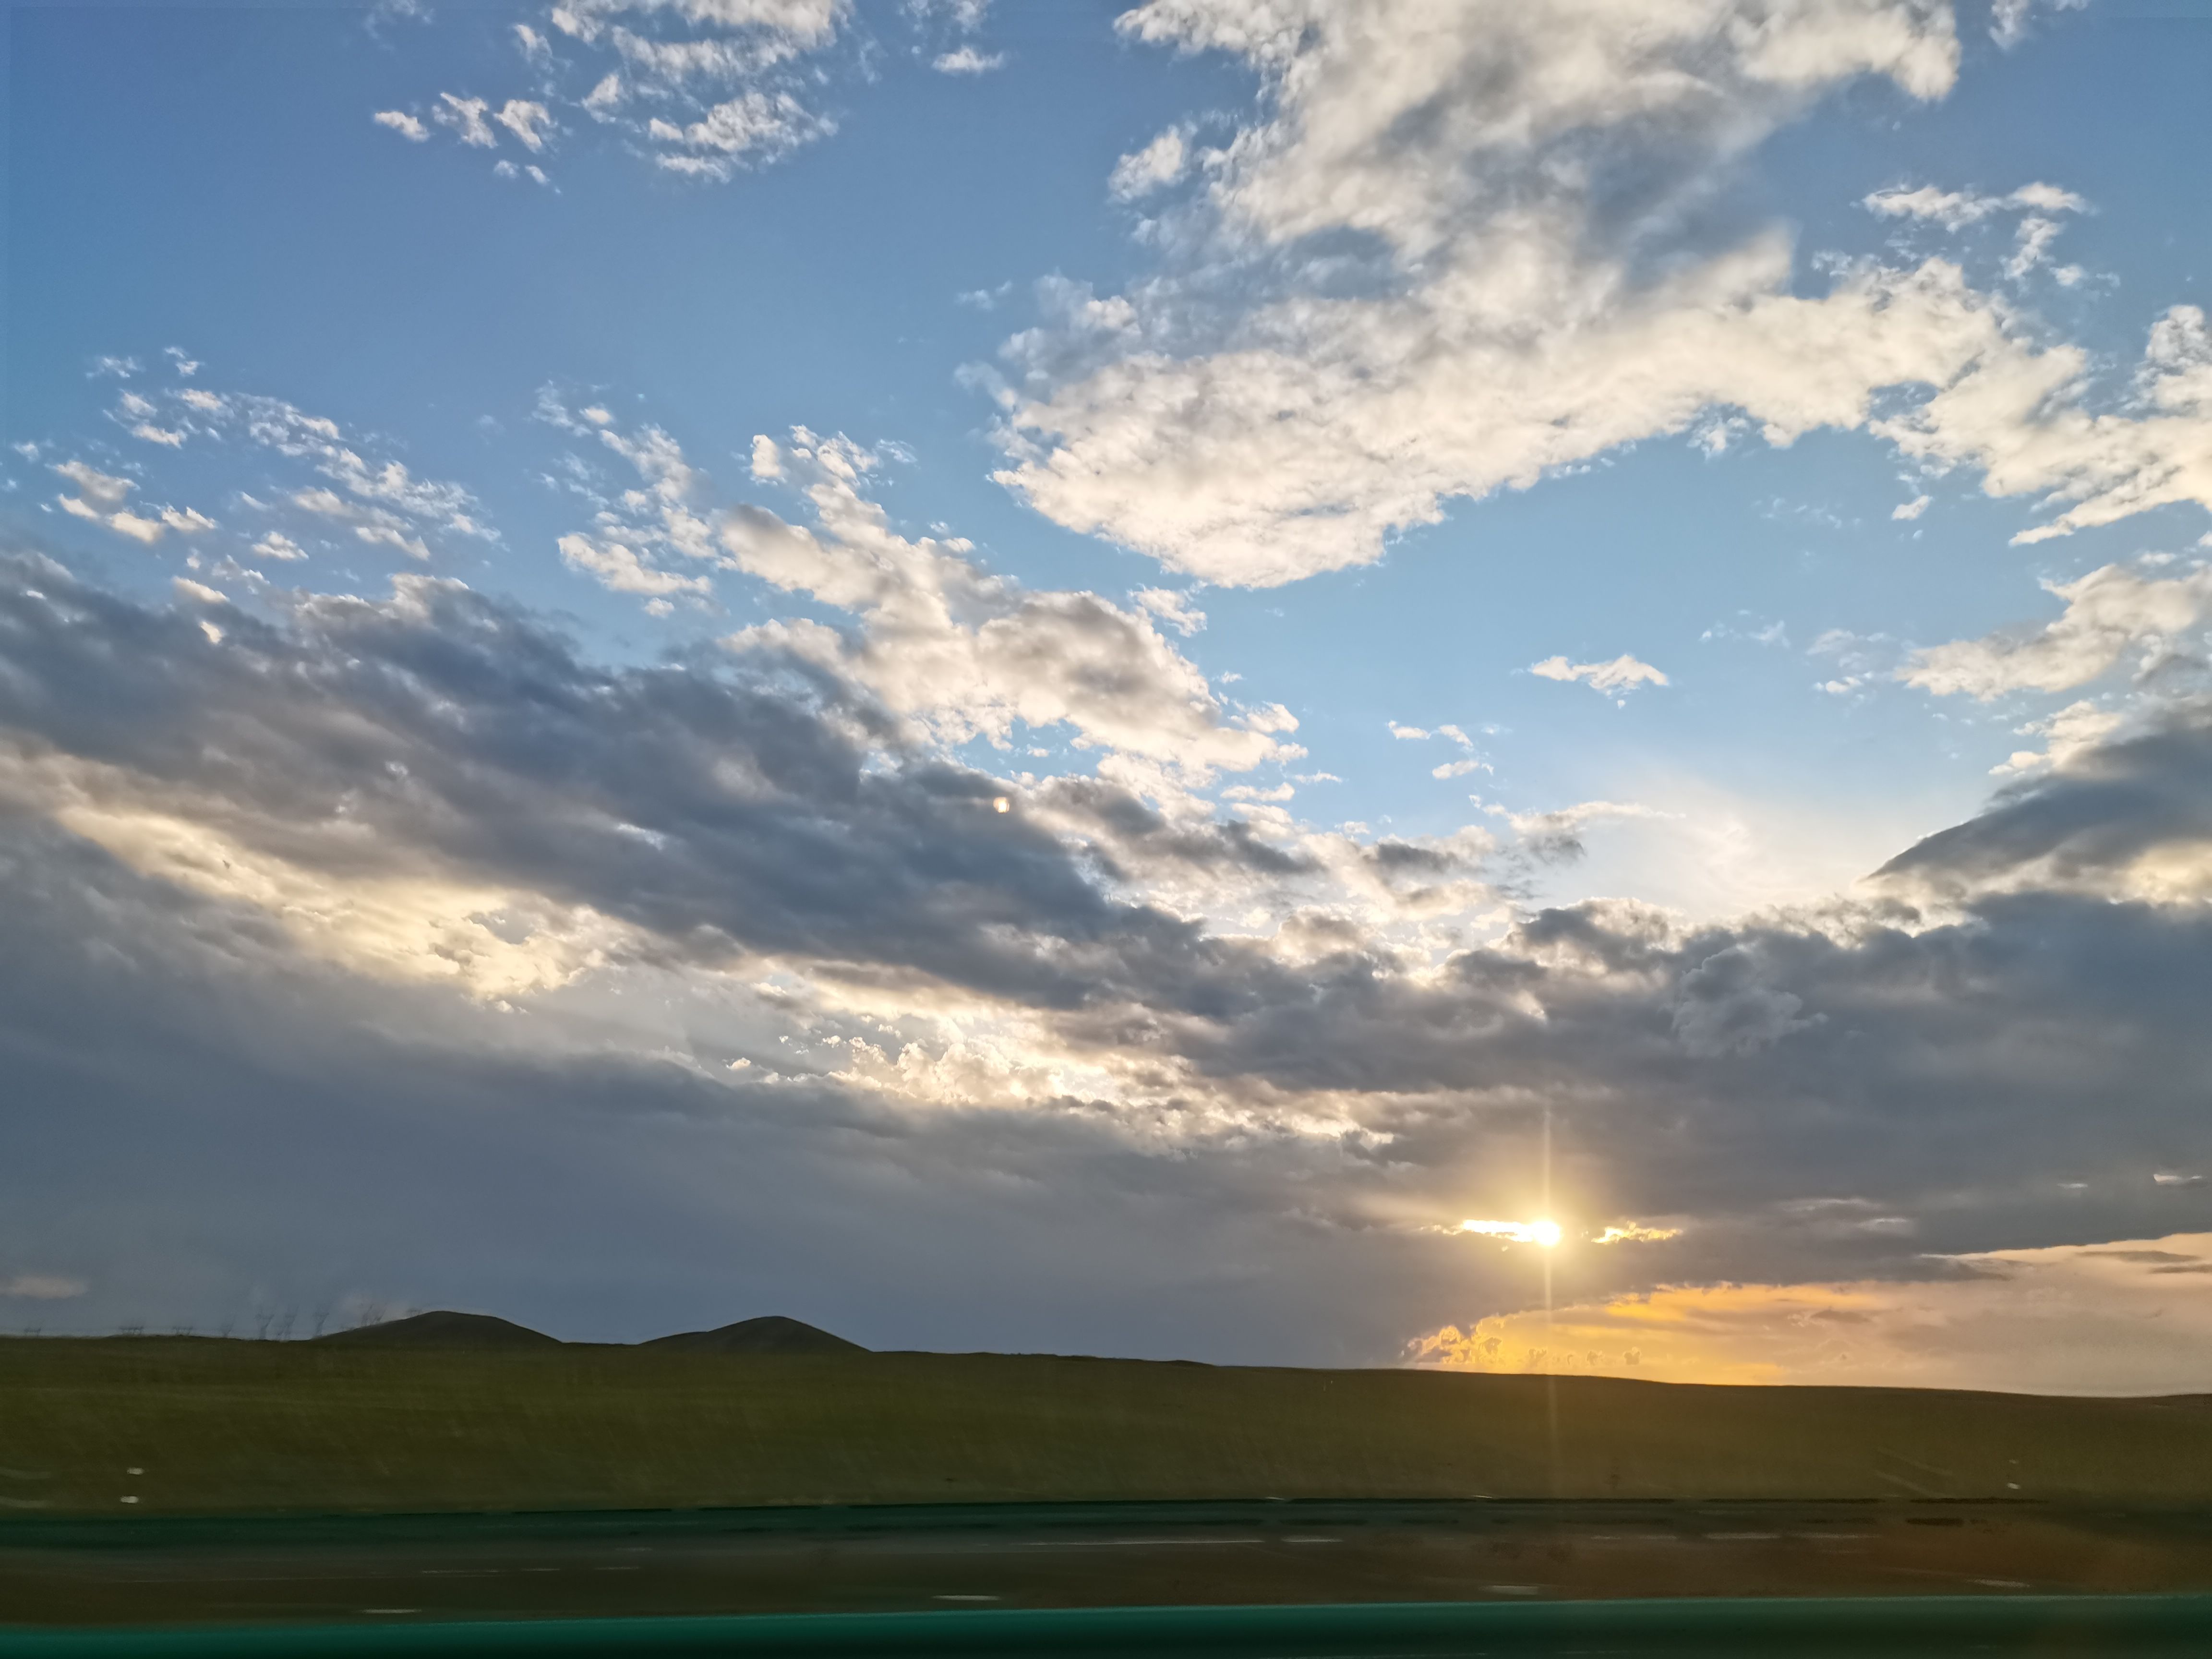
5 1338 2212 1517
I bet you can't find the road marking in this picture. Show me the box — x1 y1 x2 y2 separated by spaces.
1022 1538 1268 1548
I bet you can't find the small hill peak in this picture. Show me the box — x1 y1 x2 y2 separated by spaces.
316 1310 560 1348
641 1315 865 1355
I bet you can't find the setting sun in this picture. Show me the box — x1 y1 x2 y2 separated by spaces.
1458 1218 1564 1247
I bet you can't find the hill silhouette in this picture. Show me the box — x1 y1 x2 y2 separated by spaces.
640 1315 865 1355
317 1310 561 1348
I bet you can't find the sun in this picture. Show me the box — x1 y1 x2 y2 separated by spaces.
1457 1217 1566 1247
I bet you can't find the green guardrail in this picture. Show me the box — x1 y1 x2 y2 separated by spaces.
7 1597 2212 1658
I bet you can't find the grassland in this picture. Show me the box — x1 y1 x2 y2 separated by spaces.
4 1338 2212 1517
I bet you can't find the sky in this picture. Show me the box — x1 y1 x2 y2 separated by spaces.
6 0 2212 1390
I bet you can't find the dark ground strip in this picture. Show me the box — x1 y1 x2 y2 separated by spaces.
5 1502 2212 1627
10 1596 2212 1659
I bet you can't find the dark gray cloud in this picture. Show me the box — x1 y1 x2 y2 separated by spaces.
0 553 1256 1010
6 550 2212 1358
1877 710 2212 894
0 810 1508 1361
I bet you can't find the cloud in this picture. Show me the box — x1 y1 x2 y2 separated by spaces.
0 552 1187 1008
373 110 430 142
1862 179 2091 289
13 543 2212 1360
1109 128 1187 200
1874 708 2212 903
1593 1224 1681 1245
433 93 498 147
1988 699 2122 779
0 1273 87 1300
1863 180 2087 232
1131 587 1205 636
982 6 2205 588
1877 305 2212 549
1529 654 1670 699
493 99 554 150
647 92 835 178
721 428 1299 779
1902 562 2212 700
1505 799 1665 863
52 461 134 512
535 391 721 600
455 0 856 180
252 532 309 564
1990 0 2087 50
932 46 1003 75
1670 942 1816 1057
49 462 210 546
557 532 714 602
47 376 484 568
988 0 1992 587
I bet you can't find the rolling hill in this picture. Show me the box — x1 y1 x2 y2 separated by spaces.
4 1335 2212 1517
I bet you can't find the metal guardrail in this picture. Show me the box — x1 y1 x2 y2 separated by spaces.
6 1596 2212 1657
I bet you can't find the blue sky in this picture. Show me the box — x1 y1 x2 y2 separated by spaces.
8 0 2212 1384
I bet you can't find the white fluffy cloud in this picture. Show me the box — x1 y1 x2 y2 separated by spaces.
987 0 2212 589
71 381 492 564
721 429 1300 779
1109 128 1187 200
646 90 832 177
433 93 499 147
50 461 214 547
541 0 847 178
990 0 1995 586
52 460 133 512
1863 179 2085 231
1530 653 1670 699
932 45 1003 75
1903 561 2212 699
371 1 857 180
1864 178 2088 284
494 98 555 149
1879 305 2212 548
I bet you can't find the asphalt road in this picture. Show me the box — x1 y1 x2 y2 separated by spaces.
5 1500 2212 1627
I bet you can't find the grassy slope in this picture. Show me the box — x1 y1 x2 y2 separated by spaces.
4 1339 2212 1516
